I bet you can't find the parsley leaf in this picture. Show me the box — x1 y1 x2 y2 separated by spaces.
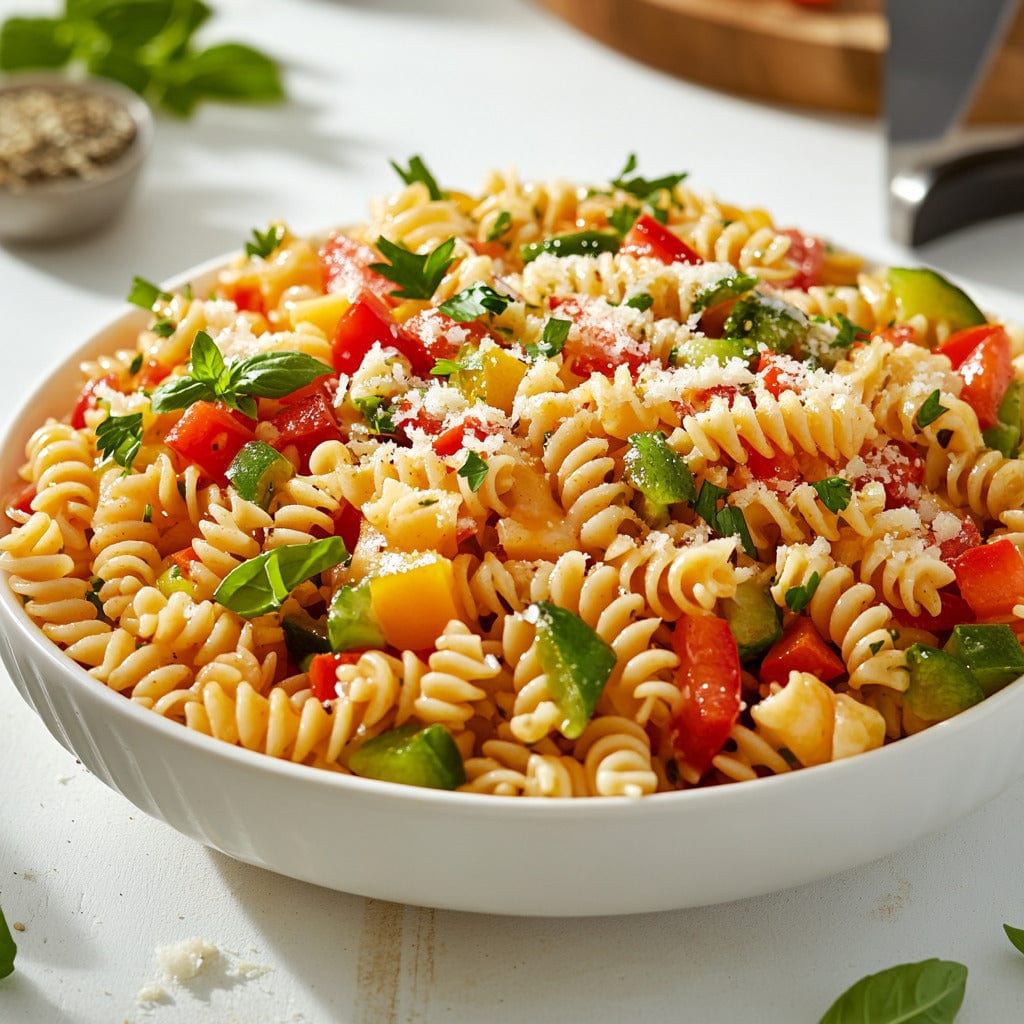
486 210 512 242
525 317 571 360
608 204 640 237
785 572 820 613
353 395 397 434
245 224 284 260
693 481 756 558
95 412 144 472
915 389 950 429
150 317 176 338
439 283 513 322
149 331 333 417
370 236 456 300
830 312 869 349
811 477 853 514
624 292 654 312
611 153 687 204
458 451 489 492
430 357 468 377
692 272 759 313
127 275 171 310
129 352 144 375
85 577 107 620
390 155 447 201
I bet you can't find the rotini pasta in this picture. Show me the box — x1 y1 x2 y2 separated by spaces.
3 157 1023 800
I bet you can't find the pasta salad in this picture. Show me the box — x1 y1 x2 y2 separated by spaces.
4 156 1024 798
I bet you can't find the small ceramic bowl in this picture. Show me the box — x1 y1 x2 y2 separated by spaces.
0 72 153 244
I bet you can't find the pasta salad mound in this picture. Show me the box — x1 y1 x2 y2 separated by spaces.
4 156 1024 798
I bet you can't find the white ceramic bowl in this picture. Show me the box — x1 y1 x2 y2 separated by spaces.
0 73 153 243
3 256 1024 917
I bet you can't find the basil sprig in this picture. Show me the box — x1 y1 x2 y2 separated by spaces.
370 237 455 300
818 958 967 1024
0 905 16 979
214 536 348 618
149 331 333 419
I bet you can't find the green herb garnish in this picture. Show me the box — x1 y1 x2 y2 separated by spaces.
245 224 284 260
457 451 489 492
608 204 640 237
390 155 447 201
525 317 571 360
486 210 512 242
353 395 397 435
692 272 759 313
214 536 348 618
610 153 687 204
430 357 469 377
811 477 853 514
149 331 333 419
916 389 950 429
127 276 171 310
438 283 512 322
1004 923 1024 955
693 481 756 558
829 312 869 350
150 317 176 338
370 237 456 300
624 293 654 312
785 572 820 613
129 352 144 375
95 412 144 472
0 905 15 979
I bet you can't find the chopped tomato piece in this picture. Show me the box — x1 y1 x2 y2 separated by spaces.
852 441 924 509
70 374 117 429
893 589 974 633
432 418 489 457
621 214 702 265
953 325 1012 430
308 651 364 702
266 391 343 472
169 545 198 578
756 352 805 397
934 516 982 564
319 234 395 306
224 281 265 315
402 307 491 362
779 229 825 290
743 443 801 489
953 539 1024 621
6 483 36 519
936 324 1003 370
553 296 650 378
670 614 742 776
759 617 845 688
331 501 363 552
136 358 172 389
331 292 433 376
164 401 255 484
871 323 919 348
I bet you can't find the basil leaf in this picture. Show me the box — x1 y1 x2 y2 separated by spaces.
245 224 284 260
87 45 152 94
390 155 447 201
458 451 489 492
92 0 177 49
811 477 853 514
127 276 171 310
830 312 869 350
188 329 225 383
818 959 967 1024
694 481 756 557
486 210 511 242
214 536 348 618
149 374 215 413
611 153 687 203
439 283 512 322
151 317 176 338
430 357 467 377
231 351 334 398
95 412 144 472
916 389 950 430
158 42 285 117
624 293 654 312
608 204 640 238
0 17 72 69
785 572 820 613
370 236 456 301
0 905 16 979
1004 923 1024 955
525 317 570 359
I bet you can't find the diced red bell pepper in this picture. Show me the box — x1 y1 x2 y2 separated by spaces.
319 234 396 306
402 307 492 362
893 589 974 633
6 483 36 519
552 296 651 378
267 391 344 472
223 281 265 315
432 418 490 457
308 651 364 702
164 401 255 484
331 292 433 376
169 545 198 579
669 614 742 776
331 500 363 552
871 323 920 348
759 617 845 688
778 229 825 290
851 441 924 509
743 443 802 489
71 374 118 429
951 325 1012 431
621 214 703 265
952 538 1024 621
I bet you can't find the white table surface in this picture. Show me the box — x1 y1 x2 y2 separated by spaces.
3 2 1024 1021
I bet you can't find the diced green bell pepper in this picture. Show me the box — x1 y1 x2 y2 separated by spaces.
886 267 986 332
327 581 386 652
904 643 985 721
724 293 808 355
532 601 617 740
982 380 1022 457
282 613 331 669
225 439 294 509
520 230 620 264
721 578 782 661
625 431 696 506
692 272 758 312
942 624 1024 696
672 336 755 367
348 723 466 790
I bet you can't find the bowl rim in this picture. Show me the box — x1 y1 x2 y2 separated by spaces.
3 247 1024 819
0 70 154 195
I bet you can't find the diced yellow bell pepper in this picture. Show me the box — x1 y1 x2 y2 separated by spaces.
287 293 351 336
391 300 430 323
453 347 527 414
368 555 460 651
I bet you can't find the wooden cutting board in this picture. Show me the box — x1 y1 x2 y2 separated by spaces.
536 0 1024 122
